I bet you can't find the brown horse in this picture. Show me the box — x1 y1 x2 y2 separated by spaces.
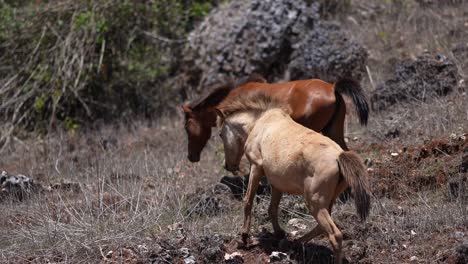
215 91 371 264
182 74 368 162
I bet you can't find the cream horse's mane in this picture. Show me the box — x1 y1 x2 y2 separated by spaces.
217 91 292 120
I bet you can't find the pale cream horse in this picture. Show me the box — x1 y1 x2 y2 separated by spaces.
215 91 371 264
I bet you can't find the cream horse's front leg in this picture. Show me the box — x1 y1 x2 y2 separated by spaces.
269 186 286 238
240 164 263 244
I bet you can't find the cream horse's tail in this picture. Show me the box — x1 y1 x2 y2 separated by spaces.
337 151 372 220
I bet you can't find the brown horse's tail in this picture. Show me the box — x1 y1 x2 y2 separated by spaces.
334 78 369 125
337 151 371 220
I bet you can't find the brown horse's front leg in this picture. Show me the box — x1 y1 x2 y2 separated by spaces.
241 164 262 244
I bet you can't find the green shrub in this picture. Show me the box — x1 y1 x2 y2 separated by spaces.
0 0 219 145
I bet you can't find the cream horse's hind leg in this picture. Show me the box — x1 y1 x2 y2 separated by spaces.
314 208 343 264
296 178 348 243
268 186 285 238
304 177 344 264
241 164 263 244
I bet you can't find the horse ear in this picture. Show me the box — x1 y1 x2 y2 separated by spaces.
214 108 225 127
181 104 192 113
214 108 224 119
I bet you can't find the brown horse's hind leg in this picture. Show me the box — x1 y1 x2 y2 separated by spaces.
241 164 263 244
269 186 285 238
322 93 349 151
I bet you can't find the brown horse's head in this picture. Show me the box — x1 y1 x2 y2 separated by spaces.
182 73 267 162
182 104 216 162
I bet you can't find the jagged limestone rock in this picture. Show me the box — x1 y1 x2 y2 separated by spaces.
187 0 366 86
371 54 459 110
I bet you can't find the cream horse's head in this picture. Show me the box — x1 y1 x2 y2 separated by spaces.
215 91 291 174
215 109 251 174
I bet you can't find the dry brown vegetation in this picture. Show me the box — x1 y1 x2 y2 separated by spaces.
1 0 467 263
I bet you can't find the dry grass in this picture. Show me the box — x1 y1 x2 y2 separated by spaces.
0 117 240 263
350 89 467 146
1 111 466 263
339 0 468 84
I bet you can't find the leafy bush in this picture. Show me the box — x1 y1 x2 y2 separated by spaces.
0 0 218 148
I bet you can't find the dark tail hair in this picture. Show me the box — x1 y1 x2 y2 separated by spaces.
337 151 371 220
334 78 369 125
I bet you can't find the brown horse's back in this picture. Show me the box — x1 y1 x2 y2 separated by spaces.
229 79 337 132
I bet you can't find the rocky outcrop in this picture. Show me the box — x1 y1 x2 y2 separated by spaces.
288 21 368 81
371 54 459 110
1 170 81 201
0 171 42 201
187 0 367 86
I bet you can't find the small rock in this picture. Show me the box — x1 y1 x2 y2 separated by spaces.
287 218 307 230
450 133 458 140
410 256 418 261
390 152 399 157
224 252 243 261
137 244 148 254
179 248 190 258
269 251 288 262
167 222 182 232
184 255 196 264
455 231 465 239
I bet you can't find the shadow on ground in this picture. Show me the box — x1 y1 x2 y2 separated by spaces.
226 229 349 264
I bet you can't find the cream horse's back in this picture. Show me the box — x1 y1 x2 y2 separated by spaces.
247 109 343 196
216 92 371 264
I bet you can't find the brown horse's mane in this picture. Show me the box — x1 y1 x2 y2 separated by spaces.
188 82 234 110
188 73 267 111
218 91 291 118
